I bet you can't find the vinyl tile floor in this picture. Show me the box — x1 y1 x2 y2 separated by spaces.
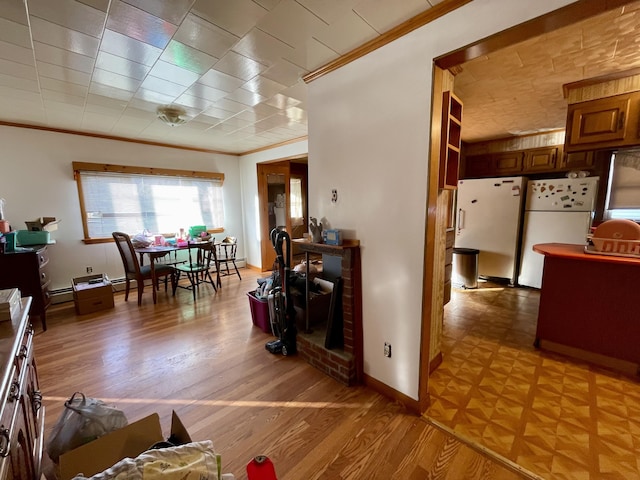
425 280 640 480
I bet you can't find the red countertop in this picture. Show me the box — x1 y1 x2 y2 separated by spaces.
533 242 640 266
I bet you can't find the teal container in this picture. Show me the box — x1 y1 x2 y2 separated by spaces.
4 231 15 253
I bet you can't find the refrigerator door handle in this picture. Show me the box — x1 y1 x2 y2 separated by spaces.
457 208 464 233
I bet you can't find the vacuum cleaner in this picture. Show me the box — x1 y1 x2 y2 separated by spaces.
265 228 297 356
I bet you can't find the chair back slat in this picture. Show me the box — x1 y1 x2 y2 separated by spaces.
112 231 141 276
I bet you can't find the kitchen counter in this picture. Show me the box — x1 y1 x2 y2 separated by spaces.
533 242 640 374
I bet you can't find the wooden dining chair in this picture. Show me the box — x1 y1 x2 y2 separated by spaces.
172 241 218 301
112 232 176 305
216 236 241 281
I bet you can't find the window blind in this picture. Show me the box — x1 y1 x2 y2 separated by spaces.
79 170 224 239
608 151 640 209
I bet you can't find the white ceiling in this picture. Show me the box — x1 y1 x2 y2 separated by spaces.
0 0 447 154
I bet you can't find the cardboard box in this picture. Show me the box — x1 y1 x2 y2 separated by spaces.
72 274 115 315
59 411 191 480
25 216 60 232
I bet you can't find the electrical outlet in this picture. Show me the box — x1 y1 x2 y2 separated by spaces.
384 342 391 358
331 189 338 204
86 266 93 274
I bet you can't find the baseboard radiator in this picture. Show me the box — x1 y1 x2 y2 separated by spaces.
50 259 247 305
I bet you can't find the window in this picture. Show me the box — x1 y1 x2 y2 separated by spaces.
73 162 225 243
605 150 640 221
290 177 303 226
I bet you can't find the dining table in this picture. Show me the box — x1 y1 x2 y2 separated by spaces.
135 242 221 293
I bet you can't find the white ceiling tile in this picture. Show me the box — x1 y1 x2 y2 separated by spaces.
0 71 38 92
174 93 214 111
125 99 160 114
30 16 101 57
28 0 106 38
100 29 162 67
184 82 227 102
225 88 266 107
39 76 88 97
95 51 151 80
85 93 128 110
0 102 45 123
213 51 268 81
89 82 135 101
242 75 287 97
0 57 36 80
82 111 120 130
149 60 200 87
264 93 301 109
257 0 327 47
133 87 176 104
261 59 306 86
283 37 338 71
41 88 85 106
140 75 188 97
354 0 430 34
191 0 268 38
280 80 307 102
198 69 245 93
0 40 36 66
232 28 295 67
34 41 95 72
284 105 306 122
314 10 377 55
37 61 92 86
92 67 142 91
0 85 42 103
0 0 28 25
78 0 110 13
160 40 217 75
172 13 238 60
209 98 247 115
121 0 193 26
252 0 282 10
234 102 280 121
0 17 31 49
106 1 177 50
296 0 359 24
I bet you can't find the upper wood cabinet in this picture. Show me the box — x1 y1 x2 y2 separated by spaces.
565 92 640 152
524 147 558 172
494 151 524 174
439 91 463 189
560 150 594 170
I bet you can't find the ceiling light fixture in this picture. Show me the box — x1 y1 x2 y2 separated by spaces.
156 105 187 126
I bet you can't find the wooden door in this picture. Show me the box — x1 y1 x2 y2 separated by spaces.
258 163 290 271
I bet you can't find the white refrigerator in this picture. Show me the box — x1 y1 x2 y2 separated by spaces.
455 176 527 285
518 176 599 288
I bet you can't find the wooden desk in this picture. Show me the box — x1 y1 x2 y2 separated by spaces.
533 242 640 374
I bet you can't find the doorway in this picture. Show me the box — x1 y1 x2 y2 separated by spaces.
257 159 309 271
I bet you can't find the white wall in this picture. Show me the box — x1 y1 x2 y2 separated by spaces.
239 140 308 270
0 125 241 292
307 0 576 399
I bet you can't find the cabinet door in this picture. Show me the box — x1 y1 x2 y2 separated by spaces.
494 151 523 174
567 96 630 146
463 155 494 178
560 151 595 170
524 147 558 172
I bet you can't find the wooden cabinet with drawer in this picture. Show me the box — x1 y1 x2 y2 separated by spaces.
0 298 45 480
524 147 559 172
0 246 50 331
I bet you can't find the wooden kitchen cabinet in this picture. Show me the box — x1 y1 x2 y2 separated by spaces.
560 150 594 170
0 246 51 331
439 91 463 189
565 92 640 152
494 151 524 174
524 147 559 172
0 298 45 480
463 154 494 178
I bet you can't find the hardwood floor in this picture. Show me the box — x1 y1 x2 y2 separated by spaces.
36 270 536 480
428 280 640 480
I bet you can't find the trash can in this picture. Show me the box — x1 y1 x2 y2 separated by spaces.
452 248 479 289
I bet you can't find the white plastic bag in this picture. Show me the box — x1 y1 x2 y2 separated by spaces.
46 392 128 463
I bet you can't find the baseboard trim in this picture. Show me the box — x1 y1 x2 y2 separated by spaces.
429 352 443 373
363 373 420 415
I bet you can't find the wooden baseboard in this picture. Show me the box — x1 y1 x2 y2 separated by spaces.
364 373 420 415
539 339 640 376
429 352 443 373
